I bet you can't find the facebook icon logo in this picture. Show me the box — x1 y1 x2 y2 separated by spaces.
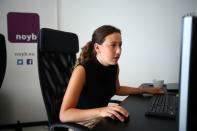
26 59 33 65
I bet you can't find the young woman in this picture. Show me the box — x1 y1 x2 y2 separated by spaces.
59 25 164 129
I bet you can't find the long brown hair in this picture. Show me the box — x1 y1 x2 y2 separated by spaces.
75 25 121 67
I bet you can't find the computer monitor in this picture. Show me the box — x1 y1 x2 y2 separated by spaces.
178 16 197 131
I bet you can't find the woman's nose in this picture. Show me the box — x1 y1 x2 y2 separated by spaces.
116 47 121 55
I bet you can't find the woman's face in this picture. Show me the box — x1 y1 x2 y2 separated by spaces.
95 32 122 66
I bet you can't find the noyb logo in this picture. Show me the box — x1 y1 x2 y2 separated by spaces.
16 33 37 42
7 12 40 43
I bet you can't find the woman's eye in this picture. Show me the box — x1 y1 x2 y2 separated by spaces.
108 42 122 48
111 44 116 48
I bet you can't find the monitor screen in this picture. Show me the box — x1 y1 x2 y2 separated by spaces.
178 16 197 131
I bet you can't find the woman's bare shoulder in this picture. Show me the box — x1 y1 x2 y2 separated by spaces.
72 65 86 77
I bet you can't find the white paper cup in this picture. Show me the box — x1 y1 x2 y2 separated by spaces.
153 79 164 87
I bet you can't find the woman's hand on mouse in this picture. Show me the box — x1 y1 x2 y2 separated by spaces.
98 105 129 122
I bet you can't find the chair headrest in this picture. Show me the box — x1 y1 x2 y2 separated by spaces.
38 28 79 53
0 34 5 44
0 34 6 88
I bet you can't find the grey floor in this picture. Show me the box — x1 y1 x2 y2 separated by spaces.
0 126 48 131
25 126 48 131
23 126 48 131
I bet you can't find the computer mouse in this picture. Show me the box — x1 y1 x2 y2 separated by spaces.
123 115 130 123
106 113 130 123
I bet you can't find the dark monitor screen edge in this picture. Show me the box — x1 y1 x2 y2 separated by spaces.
178 16 197 131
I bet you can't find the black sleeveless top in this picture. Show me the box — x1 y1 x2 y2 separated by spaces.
77 57 118 109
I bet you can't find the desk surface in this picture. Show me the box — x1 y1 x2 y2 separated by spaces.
92 95 178 131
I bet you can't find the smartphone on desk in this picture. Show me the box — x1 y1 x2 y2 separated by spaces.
139 83 153 87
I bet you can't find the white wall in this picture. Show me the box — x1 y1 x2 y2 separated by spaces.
0 0 57 124
58 0 197 88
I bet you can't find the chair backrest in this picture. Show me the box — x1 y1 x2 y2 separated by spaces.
37 28 79 125
0 34 6 88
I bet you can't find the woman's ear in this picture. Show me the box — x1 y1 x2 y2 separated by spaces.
94 43 100 53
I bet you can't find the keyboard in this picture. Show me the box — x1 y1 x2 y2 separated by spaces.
145 94 177 119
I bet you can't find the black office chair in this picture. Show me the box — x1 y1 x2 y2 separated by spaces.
37 28 90 131
0 34 6 88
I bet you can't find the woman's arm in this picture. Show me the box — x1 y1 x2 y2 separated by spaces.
59 65 99 122
116 84 164 95
115 66 164 96
59 65 129 123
